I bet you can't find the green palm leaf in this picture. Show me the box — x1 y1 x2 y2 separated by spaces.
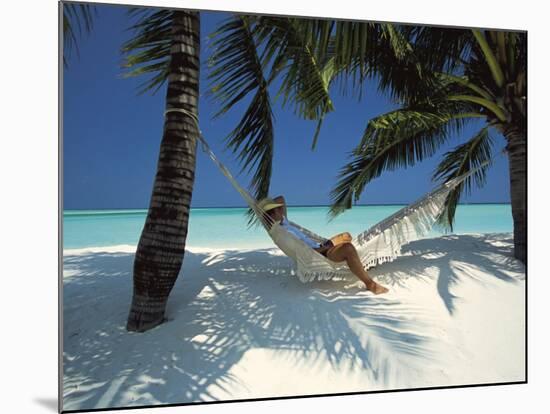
322 22 441 105
120 8 174 95
256 17 336 122
447 94 508 121
207 16 275 225
433 126 494 230
329 102 477 217
207 15 346 223
402 26 473 73
62 3 97 68
436 73 494 101
472 29 505 88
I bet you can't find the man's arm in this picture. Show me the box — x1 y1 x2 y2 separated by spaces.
314 240 334 255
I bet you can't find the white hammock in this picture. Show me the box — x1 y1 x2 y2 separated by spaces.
165 108 483 283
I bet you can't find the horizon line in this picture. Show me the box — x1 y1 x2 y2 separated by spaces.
64 201 512 211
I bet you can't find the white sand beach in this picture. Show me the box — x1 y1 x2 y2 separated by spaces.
62 233 525 411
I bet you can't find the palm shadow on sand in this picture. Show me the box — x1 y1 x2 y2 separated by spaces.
369 233 524 315
62 233 522 411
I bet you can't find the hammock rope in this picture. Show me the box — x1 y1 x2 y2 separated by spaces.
164 106 492 283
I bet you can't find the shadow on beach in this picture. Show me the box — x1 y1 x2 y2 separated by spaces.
371 233 525 314
61 233 524 410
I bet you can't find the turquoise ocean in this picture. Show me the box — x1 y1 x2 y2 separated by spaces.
63 204 513 250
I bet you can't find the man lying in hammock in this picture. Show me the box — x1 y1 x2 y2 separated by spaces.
259 196 389 295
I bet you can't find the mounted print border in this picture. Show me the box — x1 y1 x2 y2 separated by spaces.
59 0 527 412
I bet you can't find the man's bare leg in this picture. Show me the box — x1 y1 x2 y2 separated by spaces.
326 243 389 294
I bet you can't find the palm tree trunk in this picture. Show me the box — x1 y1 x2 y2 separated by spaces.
127 11 200 332
504 125 527 265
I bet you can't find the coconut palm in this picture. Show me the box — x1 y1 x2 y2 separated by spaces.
121 9 201 332
62 2 97 68
326 28 527 264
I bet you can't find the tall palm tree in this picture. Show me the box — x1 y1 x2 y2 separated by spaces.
326 28 527 264
122 9 201 332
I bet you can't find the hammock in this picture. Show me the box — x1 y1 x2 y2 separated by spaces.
165 108 486 283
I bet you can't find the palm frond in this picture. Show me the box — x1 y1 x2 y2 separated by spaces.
324 20 384 93
268 17 340 149
402 26 473 73
433 126 494 230
63 3 97 68
505 31 526 81
207 15 275 226
318 22 444 105
329 102 477 217
436 73 494 101
472 29 505 88
256 17 336 124
447 94 508 121
463 30 526 123
120 8 174 95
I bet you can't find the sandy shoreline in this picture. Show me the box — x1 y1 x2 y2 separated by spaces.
62 233 525 411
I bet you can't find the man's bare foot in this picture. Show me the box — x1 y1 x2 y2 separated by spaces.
365 280 389 295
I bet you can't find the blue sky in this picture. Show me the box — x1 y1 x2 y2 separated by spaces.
63 3 511 209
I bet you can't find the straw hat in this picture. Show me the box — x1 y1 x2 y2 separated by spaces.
258 197 284 212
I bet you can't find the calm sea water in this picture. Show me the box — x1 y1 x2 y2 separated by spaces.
63 204 513 250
